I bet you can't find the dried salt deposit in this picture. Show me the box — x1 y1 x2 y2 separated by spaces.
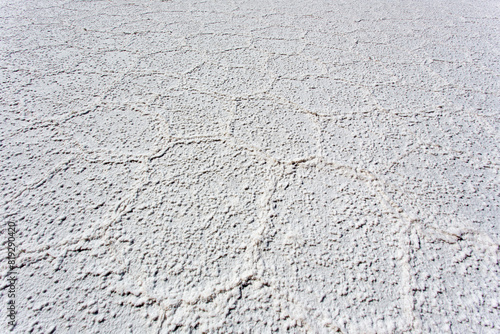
1 0 499 333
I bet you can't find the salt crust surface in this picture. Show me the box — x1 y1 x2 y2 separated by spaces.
1 0 499 333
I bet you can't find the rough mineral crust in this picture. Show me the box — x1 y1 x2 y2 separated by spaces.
1 0 499 333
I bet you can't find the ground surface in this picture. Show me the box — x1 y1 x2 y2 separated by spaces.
1 0 500 333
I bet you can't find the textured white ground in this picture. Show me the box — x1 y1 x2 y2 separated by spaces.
1 0 500 333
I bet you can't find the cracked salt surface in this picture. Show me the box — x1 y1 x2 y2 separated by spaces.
1 0 499 332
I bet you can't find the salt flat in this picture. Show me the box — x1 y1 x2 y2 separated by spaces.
1 0 499 333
